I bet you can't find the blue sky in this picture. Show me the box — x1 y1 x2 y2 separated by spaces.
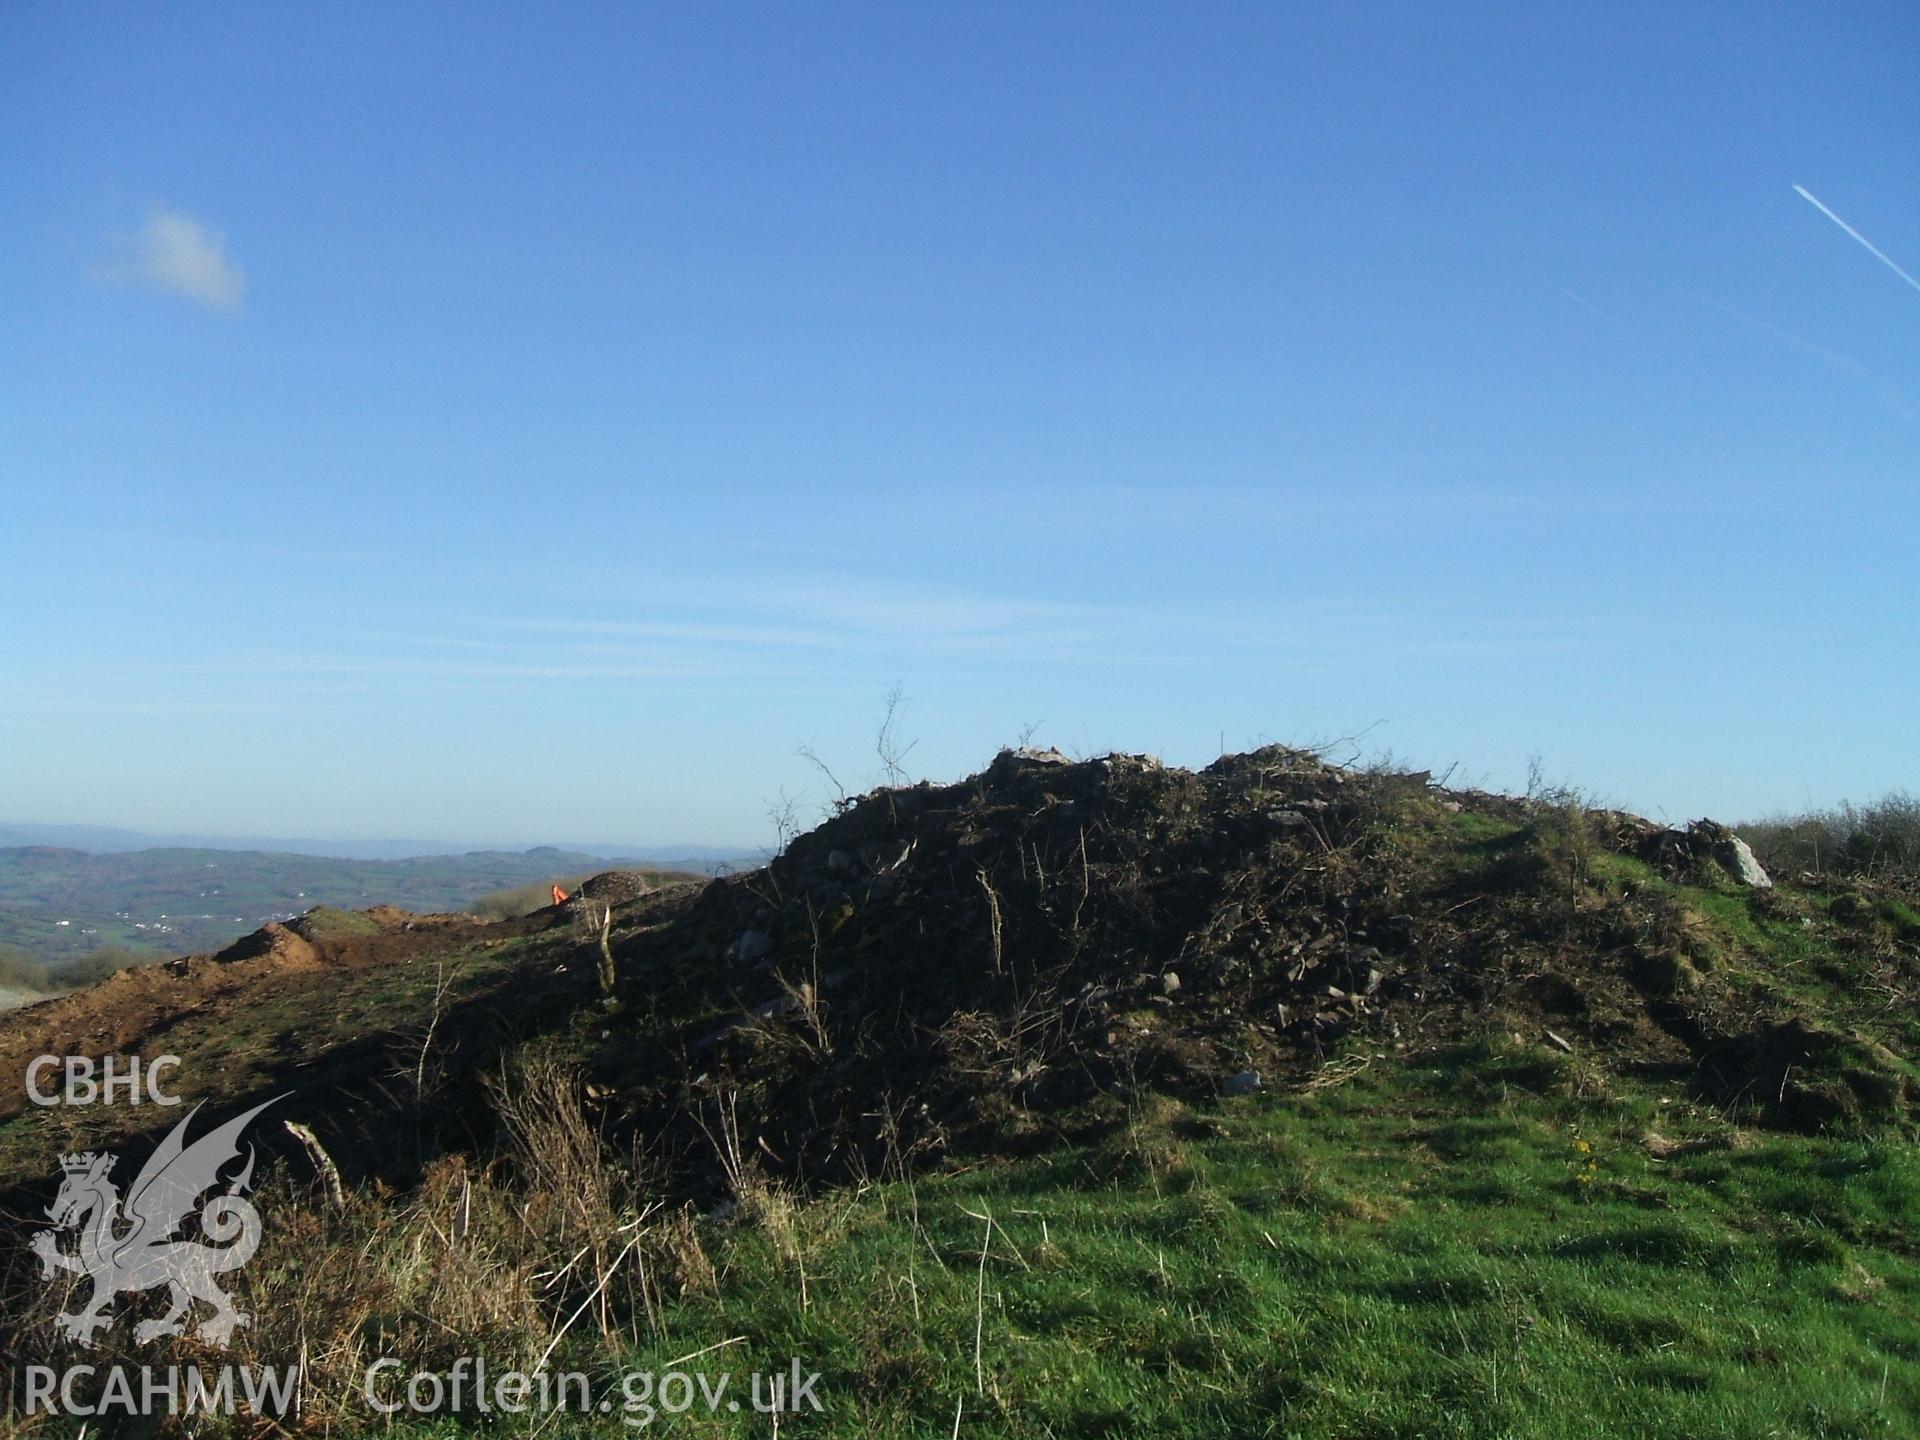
2 2 1915 848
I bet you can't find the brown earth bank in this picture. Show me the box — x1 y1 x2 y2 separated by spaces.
0 906 512 1124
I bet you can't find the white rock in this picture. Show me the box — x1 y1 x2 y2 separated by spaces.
1717 834 1773 889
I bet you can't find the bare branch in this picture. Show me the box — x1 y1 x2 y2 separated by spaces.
797 743 849 809
876 683 919 788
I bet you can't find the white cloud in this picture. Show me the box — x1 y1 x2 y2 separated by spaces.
100 206 247 312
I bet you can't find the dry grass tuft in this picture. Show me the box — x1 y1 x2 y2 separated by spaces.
0 1050 714 1431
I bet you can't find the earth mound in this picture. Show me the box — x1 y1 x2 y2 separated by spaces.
574 869 659 906
572 744 1919 1195
214 919 323 969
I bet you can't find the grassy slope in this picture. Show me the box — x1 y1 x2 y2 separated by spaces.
609 1056 1917 1438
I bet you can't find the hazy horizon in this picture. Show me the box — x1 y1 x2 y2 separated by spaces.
0 819 758 863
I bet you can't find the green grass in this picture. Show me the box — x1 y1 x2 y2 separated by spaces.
370 1046 1916 1439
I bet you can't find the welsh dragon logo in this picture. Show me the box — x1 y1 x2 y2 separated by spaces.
30 1096 283 1349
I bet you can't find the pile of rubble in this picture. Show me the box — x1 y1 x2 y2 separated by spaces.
565 740 1917 1195
594 745 1453 1179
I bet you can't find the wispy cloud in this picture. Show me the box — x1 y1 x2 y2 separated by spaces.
1703 299 1917 424
5 574 1619 727
477 577 1129 659
373 574 1607 677
98 206 248 312
1793 185 1920 296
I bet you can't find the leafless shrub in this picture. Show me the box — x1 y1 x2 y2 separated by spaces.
876 681 920 788
1742 792 1920 882
1520 756 1602 926
765 785 804 855
797 741 850 810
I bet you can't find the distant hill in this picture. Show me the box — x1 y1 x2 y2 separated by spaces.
0 820 755 864
0 842 736 965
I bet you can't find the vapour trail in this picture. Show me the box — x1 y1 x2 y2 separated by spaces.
1793 184 1920 296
